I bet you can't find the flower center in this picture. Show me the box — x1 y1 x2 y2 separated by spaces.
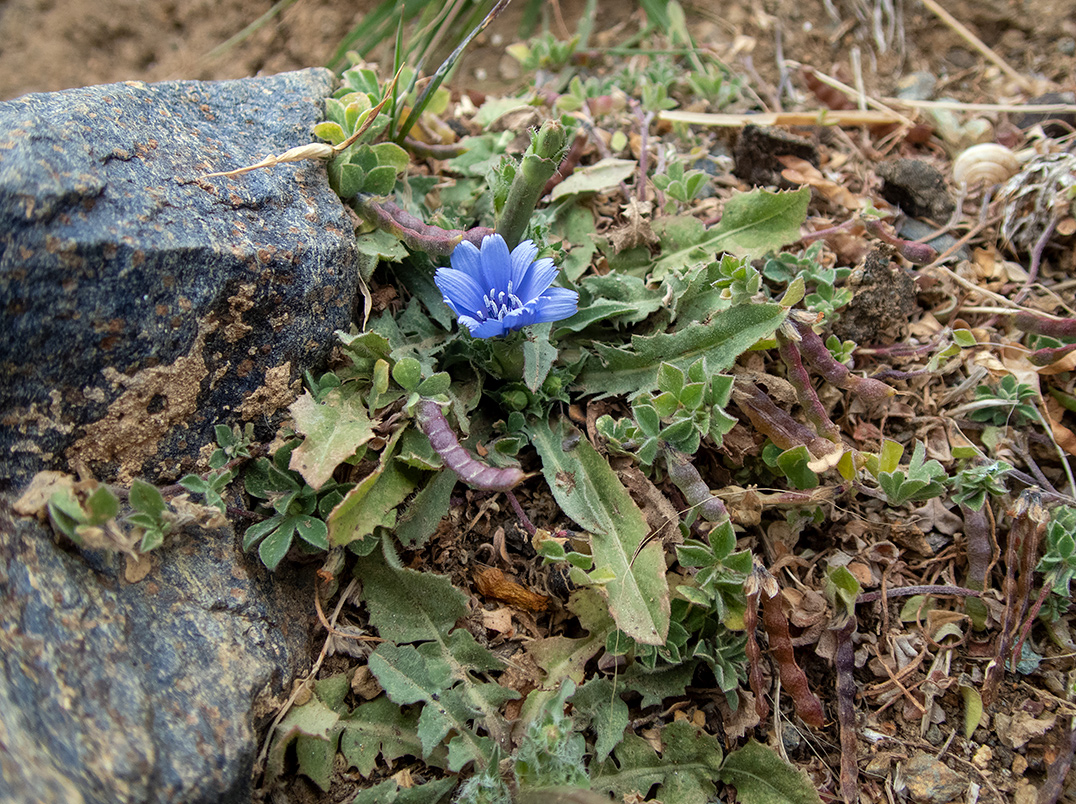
482 281 524 321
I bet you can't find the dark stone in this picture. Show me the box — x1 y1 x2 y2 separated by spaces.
0 69 358 489
0 492 315 804
831 249 918 346
1015 92 1076 138
875 159 954 222
732 125 818 188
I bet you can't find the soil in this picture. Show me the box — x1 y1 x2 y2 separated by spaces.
3 0 1074 103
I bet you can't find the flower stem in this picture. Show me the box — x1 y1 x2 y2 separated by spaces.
497 120 566 249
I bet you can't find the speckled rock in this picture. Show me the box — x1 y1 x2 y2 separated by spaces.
0 69 358 489
899 752 966 804
0 493 315 804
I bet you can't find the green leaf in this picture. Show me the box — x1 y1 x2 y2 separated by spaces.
775 445 819 490
364 164 399 196
258 518 296 570
313 120 347 145
392 357 423 392
961 684 983 740
571 678 629 762
717 739 823 804
649 188 810 278
370 141 410 172
528 418 669 646
328 459 418 549
350 778 457 804
341 698 425 778
338 162 367 198
265 692 342 788
355 548 469 643
519 589 615 727
523 323 557 393
129 479 166 518
620 661 697 708
394 468 456 548
289 388 379 490
593 720 725 804
550 157 637 201
576 303 787 398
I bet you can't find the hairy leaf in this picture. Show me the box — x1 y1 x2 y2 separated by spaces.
717 739 823 804
575 303 787 398
592 720 725 804
289 387 379 489
529 418 670 646
649 188 810 278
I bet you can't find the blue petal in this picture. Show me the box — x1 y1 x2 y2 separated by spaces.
516 257 558 301
508 239 539 291
467 317 509 339
449 240 483 281
434 267 486 317
478 234 513 292
530 287 579 324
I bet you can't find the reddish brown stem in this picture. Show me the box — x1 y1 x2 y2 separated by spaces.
1037 717 1076 804
864 219 938 265
1014 311 1076 339
662 447 729 523
733 382 834 459
353 195 495 257
792 320 895 404
743 574 770 723
760 578 825 728
414 399 524 491
778 333 841 442
833 618 858 804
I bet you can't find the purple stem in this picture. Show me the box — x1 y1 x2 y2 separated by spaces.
353 195 495 257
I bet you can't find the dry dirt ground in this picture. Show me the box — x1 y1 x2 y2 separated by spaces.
2 0 1074 103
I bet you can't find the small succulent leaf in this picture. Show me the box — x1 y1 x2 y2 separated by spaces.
338 162 367 198
129 479 166 518
258 518 295 570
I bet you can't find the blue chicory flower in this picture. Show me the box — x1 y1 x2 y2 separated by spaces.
434 234 578 339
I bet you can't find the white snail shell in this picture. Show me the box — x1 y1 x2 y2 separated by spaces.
952 143 1021 188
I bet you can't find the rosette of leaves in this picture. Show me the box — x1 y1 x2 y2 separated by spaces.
951 459 1010 511
867 439 949 506
761 243 852 318
652 156 709 212
314 66 411 198
967 375 1039 427
597 360 736 467
1037 505 1076 620
242 442 350 570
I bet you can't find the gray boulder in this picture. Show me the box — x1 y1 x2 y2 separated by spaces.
0 493 315 804
0 69 358 488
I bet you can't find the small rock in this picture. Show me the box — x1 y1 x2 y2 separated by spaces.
875 159 954 222
0 69 358 488
732 124 818 188
895 72 937 102
900 752 966 804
